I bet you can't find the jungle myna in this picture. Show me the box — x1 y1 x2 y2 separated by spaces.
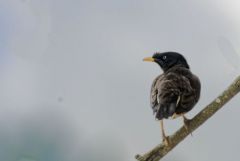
143 52 201 145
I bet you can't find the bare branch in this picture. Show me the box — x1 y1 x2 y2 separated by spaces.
135 75 240 161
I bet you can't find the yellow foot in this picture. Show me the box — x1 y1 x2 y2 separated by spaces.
163 136 170 146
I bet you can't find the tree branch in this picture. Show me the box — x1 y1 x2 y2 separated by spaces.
135 75 240 161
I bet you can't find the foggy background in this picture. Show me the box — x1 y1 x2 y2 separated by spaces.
0 0 240 161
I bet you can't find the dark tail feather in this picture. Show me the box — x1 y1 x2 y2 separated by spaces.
155 103 176 120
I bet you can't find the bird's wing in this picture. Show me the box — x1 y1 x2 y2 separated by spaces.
150 75 163 112
163 72 200 114
150 73 180 119
157 73 182 106
152 72 196 119
179 73 201 110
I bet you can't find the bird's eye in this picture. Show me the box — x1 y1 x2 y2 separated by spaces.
163 56 167 60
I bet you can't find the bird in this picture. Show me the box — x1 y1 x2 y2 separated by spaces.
143 52 201 146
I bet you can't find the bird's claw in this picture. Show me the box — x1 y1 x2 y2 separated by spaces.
163 136 170 146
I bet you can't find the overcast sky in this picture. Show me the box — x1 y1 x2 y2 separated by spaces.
0 0 240 161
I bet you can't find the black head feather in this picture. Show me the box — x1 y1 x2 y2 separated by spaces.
152 52 189 72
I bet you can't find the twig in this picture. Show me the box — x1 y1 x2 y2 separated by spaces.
135 75 240 161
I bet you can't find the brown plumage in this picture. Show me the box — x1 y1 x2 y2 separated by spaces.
143 52 201 145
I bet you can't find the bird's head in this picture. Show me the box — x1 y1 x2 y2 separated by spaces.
143 52 189 72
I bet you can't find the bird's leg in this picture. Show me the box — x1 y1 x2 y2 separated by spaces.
182 115 193 136
160 120 169 146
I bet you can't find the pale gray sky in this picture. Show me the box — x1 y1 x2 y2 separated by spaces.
0 0 240 161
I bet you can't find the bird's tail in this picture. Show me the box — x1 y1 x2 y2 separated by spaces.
154 103 176 120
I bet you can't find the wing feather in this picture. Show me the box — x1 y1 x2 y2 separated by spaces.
150 70 200 119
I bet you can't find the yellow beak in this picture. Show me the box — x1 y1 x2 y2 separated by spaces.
143 57 155 62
